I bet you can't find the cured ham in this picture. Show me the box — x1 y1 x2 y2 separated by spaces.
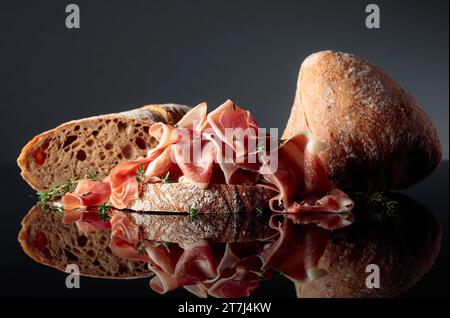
61 99 353 218
62 180 110 211
53 100 358 298
108 212 332 298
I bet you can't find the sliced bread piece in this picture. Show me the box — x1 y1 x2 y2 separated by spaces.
128 183 278 213
19 205 152 279
17 104 191 191
126 211 276 244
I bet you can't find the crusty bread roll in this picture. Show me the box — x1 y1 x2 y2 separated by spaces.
19 205 152 279
283 50 442 192
17 104 190 191
298 193 442 298
129 183 277 214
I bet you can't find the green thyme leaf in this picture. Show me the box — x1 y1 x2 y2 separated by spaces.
135 241 145 255
136 164 145 178
254 207 263 217
36 179 79 203
161 171 171 184
162 242 172 252
189 207 199 222
98 203 112 221
85 171 97 180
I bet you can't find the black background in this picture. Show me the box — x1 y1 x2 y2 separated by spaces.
0 0 448 163
0 0 448 300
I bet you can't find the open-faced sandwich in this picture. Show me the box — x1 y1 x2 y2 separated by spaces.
17 50 442 297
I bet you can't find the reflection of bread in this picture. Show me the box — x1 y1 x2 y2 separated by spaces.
298 194 442 297
127 211 275 244
283 51 442 192
129 183 277 214
17 104 190 191
18 205 152 279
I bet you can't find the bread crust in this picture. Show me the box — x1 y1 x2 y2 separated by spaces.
19 205 152 279
298 194 442 298
128 211 276 243
283 50 442 191
17 104 190 191
129 183 277 213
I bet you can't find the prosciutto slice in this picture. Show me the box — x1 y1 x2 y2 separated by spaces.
108 212 332 298
62 100 353 217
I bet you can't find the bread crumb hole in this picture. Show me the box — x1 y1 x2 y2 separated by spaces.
63 135 77 148
87 250 96 258
135 137 146 150
105 142 113 150
86 139 94 147
122 144 134 159
118 264 129 274
143 126 150 133
77 235 87 247
117 121 127 132
64 249 79 262
74 125 80 131
92 130 99 136
76 150 87 161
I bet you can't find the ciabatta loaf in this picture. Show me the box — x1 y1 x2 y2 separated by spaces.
19 205 152 279
18 104 190 191
129 183 277 214
297 194 442 298
283 50 442 192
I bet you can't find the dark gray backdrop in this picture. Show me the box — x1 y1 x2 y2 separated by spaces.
0 0 448 163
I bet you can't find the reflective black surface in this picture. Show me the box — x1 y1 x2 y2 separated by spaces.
0 162 448 298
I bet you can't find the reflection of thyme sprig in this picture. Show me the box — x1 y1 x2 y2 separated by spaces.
162 242 172 252
254 207 263 218
256 274 265 282
135 240 146 255
98 203 112 221
38 201 64 216
189 207 199 222
352 192 400 223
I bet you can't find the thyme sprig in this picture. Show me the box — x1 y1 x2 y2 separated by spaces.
254 207 263 218
162 242 172 252
161 171 171 183
352 191 400 223
189 207 199 222
135 240 146 255
36 170 98 204
135 164 145 183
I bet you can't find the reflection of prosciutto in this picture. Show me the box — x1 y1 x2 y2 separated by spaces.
62 100 354 218
109 211 333 298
